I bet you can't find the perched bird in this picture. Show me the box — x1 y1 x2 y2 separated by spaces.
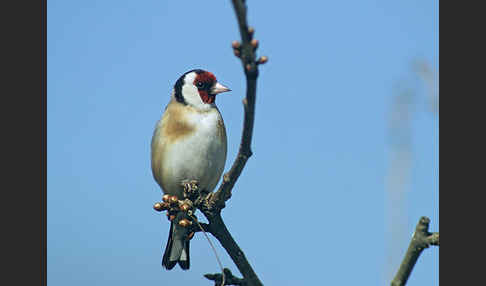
151 69 230 270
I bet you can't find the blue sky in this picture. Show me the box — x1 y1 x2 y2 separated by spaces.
47 1 438 285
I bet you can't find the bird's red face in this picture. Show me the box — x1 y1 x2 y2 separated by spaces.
193 71 218 104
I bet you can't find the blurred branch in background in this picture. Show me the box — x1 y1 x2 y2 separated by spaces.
385 59 438 285
385 82 414 284
413 59 439 115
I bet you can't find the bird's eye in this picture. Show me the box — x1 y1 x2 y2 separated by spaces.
196 82 204 88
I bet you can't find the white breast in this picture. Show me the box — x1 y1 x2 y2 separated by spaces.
151 107 227 199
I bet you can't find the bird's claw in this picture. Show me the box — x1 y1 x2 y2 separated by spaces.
181 180 199 200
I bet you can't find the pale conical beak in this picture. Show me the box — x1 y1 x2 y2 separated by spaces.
210 82 231 95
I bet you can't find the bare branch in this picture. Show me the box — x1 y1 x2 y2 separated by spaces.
211 0 265 208
427 232 440 246
202 213 262 286
182 1 265 285
190 222 210 233
205 268 246 286
390 216 439 286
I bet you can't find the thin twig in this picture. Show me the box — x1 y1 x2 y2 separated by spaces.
211 0 260 208
390 216 440 286
192 1 265 285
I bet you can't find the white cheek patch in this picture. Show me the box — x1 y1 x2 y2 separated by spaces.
181 84 203 106
181 72 212 110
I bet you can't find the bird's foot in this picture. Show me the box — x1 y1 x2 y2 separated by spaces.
181 179 200 200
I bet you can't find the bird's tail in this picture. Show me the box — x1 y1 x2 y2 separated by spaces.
162 213 190 270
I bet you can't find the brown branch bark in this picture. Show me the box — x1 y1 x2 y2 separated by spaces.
205 268 246 286
192 1 265 285
390 216 440 286
202 214 260 286
211 0 259 209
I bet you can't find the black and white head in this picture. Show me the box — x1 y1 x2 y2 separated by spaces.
173 69 231 110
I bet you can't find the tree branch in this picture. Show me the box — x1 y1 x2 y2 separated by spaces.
205 268 246 286
203 213 262 285
151 0 266 283
190 221 210 233
211 0 263 209
191 1 266 285
390 216 440 286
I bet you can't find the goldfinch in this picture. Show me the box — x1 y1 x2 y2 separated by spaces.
151 69 230 270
